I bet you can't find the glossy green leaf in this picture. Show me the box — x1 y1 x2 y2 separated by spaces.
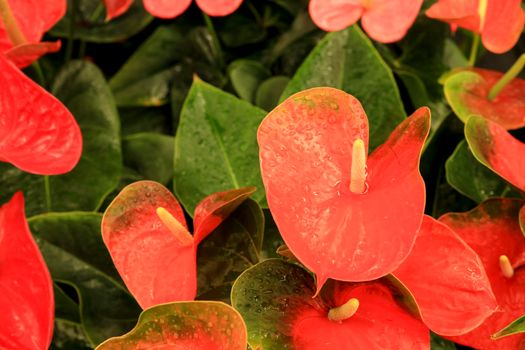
228 59 270 103
50 320 93 350
255 76 290 111
431 333 457 350
109 25 187 107
0 61 122 216
218 13 267 48
122 133 174 185
261 209 284 259
54 284 80 323
28 212 141 345
96 302 247 349
281 26 405 150
174 79 267 214
445 140 519 202
493 315 525 339
197 199 263 302
119 107 171 136
50 0 152 43
231 259 316 349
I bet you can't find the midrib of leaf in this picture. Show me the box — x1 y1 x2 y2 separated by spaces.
205 113 240 189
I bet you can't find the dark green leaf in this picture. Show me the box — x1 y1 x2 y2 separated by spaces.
50 320 93 350
255 76 290 111
122 133 174 185
492 315 525 339
29 212 141 345
109 25 187 107
197 199 264 302
445 141 519 202
281 25 406 150
0 61 122 216
228 59 270 103
261 209 284 259
50 0 152 43
231 259 317 349
119 107 171 136
218 13 267 48
54 284 81 323
173 79 267 214
431 332 456 350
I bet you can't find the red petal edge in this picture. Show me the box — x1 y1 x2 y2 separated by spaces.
0 192 54 350
0 55 82 175
195 0 243 17
5 40 61 68
393 215 497 336
102 0 133 20
101 181 196 309
440 198 525 349
293 282 429 350
142 0 193 19
193 186 255 246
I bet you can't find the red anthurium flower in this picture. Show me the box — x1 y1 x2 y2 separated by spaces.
0 0 65 66
104 0 242 20
440 199 525 349
308 0 423 43
258 87 430 290
102 180 255 309
445 69 525 130
0 192 54 350
465 116 525 192
426 0 525 53
392 216 497 336
0 55 82 175
233 220 496 350
102 0 132 20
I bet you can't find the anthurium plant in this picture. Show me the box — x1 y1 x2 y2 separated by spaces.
1 0 525 349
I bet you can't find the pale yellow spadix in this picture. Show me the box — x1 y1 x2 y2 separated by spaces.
156 207 194 247
350 139 367 194
328 298 359 322
499 255 514 279
478 0 488 29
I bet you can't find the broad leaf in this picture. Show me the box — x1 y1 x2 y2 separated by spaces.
50 0 152 43
0 60 122 216
255 76 290 111
29 212 141 345
228 59 270 103
50 320 92 350
122 133 174 185
174 79 267 214
231 259 429 349
96 301 247 349
445 140 520 202
197 199 263 301
281 26 406 150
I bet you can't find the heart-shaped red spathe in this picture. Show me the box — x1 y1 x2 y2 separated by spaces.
392 215 497 336
440 199 525 349
0 0 65 65
0 192 54 350
102 181 194 309
308 0 423 43
141 0 241 19
426 0 524 53
102 181 255 309
465 116 525 191
0 55 82 175
445 68 525 130
294 282 429 349
193 186 256 245
195 0 243 17
102 0 132 20
258 87 430 289
4 41 61 68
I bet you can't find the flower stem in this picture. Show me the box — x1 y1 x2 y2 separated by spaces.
488 53 525 101
0 0 26 46
468 34 480 67
202 13 224 69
